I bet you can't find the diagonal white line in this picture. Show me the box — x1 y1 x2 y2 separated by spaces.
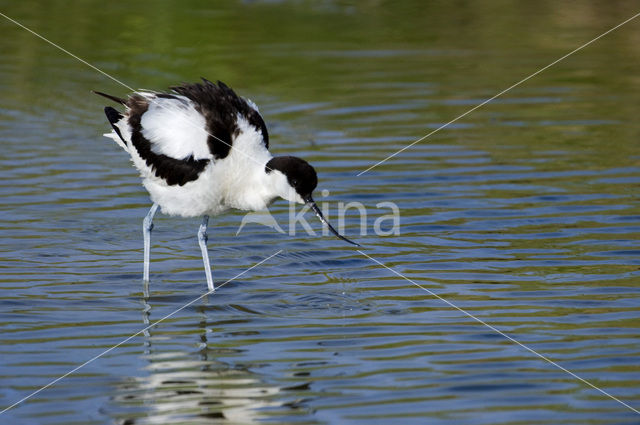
0 250 282 416
357 250 640 415
356 10 640 176
0 10 286 416
0 11 276 172
0 12 137 92
4 4 638 417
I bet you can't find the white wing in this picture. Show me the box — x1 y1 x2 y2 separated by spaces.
245 97 260 113
137 93 211 160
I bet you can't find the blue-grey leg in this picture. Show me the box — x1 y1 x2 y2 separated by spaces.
197 215 214 292
143 203 159 282
141 279 151 340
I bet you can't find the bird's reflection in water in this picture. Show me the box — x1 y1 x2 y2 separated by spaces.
108 286 311 424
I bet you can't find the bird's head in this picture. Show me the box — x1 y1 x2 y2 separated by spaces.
265 156 360 246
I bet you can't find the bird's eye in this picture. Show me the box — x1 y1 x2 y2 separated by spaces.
291 179 298 186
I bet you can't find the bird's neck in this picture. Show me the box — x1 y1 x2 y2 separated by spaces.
223 158 279 211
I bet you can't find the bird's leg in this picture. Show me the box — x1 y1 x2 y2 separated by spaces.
198 215 214 292
143 203 159 282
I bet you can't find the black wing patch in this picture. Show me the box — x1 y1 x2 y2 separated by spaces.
127 96 210 186
97 80 266 186
103 106 125 143
94 90 127 105
170 79 269 159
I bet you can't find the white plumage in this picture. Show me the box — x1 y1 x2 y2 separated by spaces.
96 79 358 291
139 93 211 160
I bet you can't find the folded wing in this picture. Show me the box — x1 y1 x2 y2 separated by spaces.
137 93 212 161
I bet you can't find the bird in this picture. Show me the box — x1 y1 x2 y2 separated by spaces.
95 78 359 291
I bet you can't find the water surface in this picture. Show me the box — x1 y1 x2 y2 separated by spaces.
1 1 639 424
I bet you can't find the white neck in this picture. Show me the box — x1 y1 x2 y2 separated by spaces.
223 160 302 211
219 116 305 211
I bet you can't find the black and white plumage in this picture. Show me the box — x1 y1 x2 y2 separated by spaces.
96 79 358 291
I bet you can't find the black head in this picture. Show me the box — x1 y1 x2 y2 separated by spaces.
266 156 318 199
265 156 360 247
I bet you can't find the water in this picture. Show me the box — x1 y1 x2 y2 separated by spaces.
1 1 640 424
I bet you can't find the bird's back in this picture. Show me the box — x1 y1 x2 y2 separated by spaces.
98 79 272 216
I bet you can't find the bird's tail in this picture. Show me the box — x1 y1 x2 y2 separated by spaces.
94 90 130 151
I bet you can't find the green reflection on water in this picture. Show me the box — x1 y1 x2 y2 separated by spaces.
1 0 640 424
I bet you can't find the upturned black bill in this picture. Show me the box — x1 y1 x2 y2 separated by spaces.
305 196 361 247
